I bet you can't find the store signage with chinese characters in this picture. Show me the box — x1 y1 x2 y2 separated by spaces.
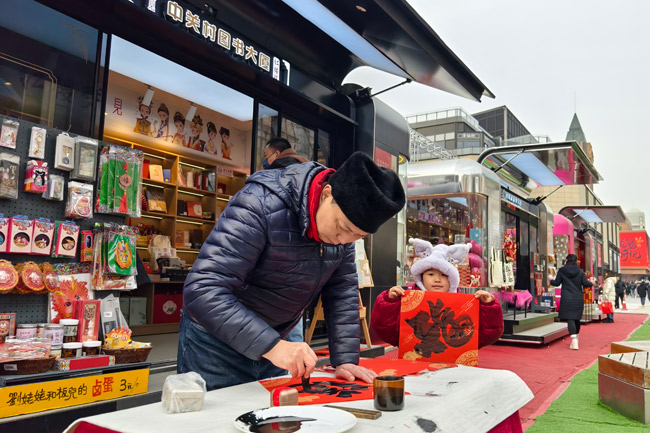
0 368 149 418
130 0 286 80
501 189 524 210
620 231 650 269
374 148 395 171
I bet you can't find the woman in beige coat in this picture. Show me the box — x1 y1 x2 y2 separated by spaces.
602 274 618 323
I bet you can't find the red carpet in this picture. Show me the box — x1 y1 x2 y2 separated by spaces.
378 314 647 430
478 314 647 430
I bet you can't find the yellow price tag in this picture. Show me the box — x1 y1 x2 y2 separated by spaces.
0 368 149 418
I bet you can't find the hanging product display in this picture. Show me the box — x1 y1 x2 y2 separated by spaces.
8 216 34 254
42 174 65 201
0 153 20 199
28 126 47 159
81 230 93 262
52 220 80 258
54 133 76 171
0 119 19 149
0 216 8 253
65 182 94 219
0 260 18 293
106 225 138 276
41 262 59 293
15 261 46 294
70 137 98 181
91 223 139 290
96 145 143 218
31 218 56 255
24 160 49 193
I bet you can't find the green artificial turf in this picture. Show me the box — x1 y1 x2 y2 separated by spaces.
526 318 650 433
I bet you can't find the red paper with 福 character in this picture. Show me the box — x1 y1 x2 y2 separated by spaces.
398 291 479 366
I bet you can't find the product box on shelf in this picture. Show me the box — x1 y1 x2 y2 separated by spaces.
153 292 182 324
31 219 55 255
0 216 9 253
76 299 101 342
129 297 147 326
53 355 115 371
0 313 17 343
8 217 34 254
52 221 80 258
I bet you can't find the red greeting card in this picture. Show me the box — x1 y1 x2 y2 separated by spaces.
260 377 373 405
76 299 101 342
358 357 457 377
398 291 479 366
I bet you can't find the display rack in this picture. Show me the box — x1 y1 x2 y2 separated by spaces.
0 115 122 325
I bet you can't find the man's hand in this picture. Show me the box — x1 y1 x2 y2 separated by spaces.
262 340 318 378
474 290 494 303
388 286 405 300
335 363 377 383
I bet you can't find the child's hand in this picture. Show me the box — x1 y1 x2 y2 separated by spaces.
474 290 494 303
388 286 405 300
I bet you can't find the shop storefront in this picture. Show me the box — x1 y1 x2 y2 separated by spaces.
0 0 494 428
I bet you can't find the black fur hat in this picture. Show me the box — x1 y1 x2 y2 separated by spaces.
329 151 405 233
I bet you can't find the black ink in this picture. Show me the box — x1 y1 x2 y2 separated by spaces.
405 299 474 357
416 417 438 432
289 380 370 399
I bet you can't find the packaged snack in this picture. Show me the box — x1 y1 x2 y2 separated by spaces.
0 153 20 199
8 216 34 254
28 126 47 159
0 261 18 294
0 119 19 149
65 182 94 219
15 261 45 294
0 313 16 343
43 174 65 201
24 160 49 193
31 219 56 255
54 132 75 171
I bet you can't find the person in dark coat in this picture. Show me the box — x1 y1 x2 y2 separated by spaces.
615 279 626 309
178 152 405 390
550 254 592 350
638 279 649 306
262 137 308 169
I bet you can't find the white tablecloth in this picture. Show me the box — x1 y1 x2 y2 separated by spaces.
64 366 533 433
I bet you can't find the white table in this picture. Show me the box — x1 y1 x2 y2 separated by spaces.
64 366 533 433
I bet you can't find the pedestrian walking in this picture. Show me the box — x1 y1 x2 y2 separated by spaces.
615 278 626 309
550 254 593 350
602 273 618 323
638 279 649 307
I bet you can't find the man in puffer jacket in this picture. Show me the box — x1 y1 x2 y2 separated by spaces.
178 152 405 390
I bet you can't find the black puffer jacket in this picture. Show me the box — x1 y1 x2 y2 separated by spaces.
550 262 592 320
182 162 360 366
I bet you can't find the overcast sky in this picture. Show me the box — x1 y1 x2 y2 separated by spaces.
346 0 650 227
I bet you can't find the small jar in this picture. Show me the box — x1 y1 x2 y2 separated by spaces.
36 323 48 338
82 340 101 356
60 319 79 343
43 324 64 345
62 342 82 358
15 324 38 340
50 344 63 359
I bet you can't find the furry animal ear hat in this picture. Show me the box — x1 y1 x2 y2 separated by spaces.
409 238 471 292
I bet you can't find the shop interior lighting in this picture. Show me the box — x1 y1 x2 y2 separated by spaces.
177 249 200 254
142 152 165 160
281 0 408 79
178 189 205 197
185 104 197 122
179 161 206 170
142 214 163 220
109 36 254 121
500 152 565 187
447 197 468 207
177 219 204 226
217 197 230 202
142 87 155 106
142 182 166 189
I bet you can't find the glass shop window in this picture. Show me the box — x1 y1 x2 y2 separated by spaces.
254 103 279 171
406 194 488 288
281 116 314 162
0 0 99 135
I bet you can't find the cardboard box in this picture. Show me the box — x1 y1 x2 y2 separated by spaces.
153 293 182 324
31 219 55 255
53 355 115 371
129 297 147 326
8 217 34 254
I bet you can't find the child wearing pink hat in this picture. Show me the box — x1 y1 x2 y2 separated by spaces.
371 238 504 348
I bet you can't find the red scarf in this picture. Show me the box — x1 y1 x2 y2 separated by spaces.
306 168 335 242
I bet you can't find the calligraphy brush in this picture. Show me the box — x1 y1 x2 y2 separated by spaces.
301 375 311 390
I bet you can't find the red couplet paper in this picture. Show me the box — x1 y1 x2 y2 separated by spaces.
259 377 373 405
358 357 457 377
398 291 479 366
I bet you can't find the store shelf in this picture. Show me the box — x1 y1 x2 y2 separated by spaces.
140 210 175 219
142 179 174 189
217 193 232 202
178 186 216 197
175 248 201 254
176 216 216 225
